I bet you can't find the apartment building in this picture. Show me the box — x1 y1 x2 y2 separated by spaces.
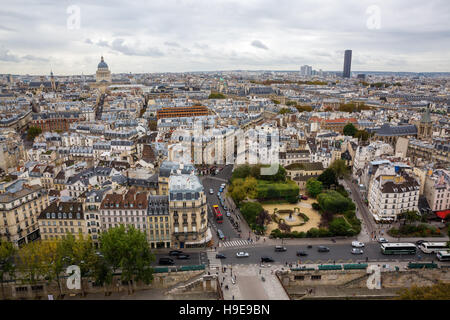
423 169 450 216
83 187 111 245
368 171 420 222
147 195 171 249
38 201 87 240
0 180 49 246
169 174 210 249
99 188 148 234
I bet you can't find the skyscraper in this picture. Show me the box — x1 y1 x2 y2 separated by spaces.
300 65 312 76
343 50 352 78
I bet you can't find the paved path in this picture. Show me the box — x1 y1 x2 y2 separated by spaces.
216 264 289 300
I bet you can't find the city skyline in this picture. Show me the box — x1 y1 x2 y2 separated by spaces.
1 1 450 75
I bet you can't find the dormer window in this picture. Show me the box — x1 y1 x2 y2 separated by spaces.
63 213 67 219
58 212 61 219
76 213 80 219
52 213 55 218
69 213 72 219
46 213 50 219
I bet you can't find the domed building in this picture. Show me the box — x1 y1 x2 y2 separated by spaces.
96 56 111 83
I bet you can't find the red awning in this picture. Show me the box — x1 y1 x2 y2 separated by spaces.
436 210 450 219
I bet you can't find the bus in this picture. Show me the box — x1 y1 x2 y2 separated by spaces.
381 243 416 255
436 251 450 262
213 205 223 223
217 229 225 240
419 242 449 254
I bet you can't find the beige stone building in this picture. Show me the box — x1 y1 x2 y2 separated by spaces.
0 180 49 246
38 201 88 240
285 162 324 190
169 174 210 249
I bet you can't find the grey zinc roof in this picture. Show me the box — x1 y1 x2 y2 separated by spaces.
375 124 417 136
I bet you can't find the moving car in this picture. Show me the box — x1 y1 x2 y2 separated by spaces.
351 248 364 254
261 256 274 263
209 189 214 194
177 254 190 260
215 253 226 259
236 252 249 258
296 251 308 256
318 246 330 252
352 241 365 248
378 237 389 243
169 250 183 256
158 258 174 265
274 246 287 252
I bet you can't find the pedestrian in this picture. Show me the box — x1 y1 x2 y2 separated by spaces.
221 282 223 287
223 276 225 281
263 237 266 242
232 295 234 300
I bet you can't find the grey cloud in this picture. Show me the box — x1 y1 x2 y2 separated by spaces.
164 41 180 47
97 40 110 47
84 38 93 44
251 40 269 50
22 55 50 62
0 47 20 62
111 38 164 57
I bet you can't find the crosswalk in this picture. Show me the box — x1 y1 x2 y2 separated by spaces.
206 250 222 269
220 239 253 248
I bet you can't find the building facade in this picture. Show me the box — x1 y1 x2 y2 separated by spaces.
0 180 49 246
169 174 210 249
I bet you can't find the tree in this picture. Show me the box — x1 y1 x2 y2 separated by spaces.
60 233 99 296
99 225 155 294
278 108 290 114
295 105 313 113
397 282 450 300
318 168 338 189
27 126 42 141
329 159 350 179
317 190 355 215
208 92 226 99
0 241 17 299
329 217 352 236
306 178 323 198
35 239 67 297
354 129 370 141
343 123 358 136
228 177 257 205
400 210 421 226
148 120 157 131
240 202 264 227
18 241 42 285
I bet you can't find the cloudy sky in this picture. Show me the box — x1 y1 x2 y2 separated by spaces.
0 0 449 75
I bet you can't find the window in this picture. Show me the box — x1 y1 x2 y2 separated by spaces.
311 275 321 280
294 275 305 280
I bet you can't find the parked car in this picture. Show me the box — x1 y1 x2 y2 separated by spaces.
209 189 214 194
219 187 224 192
261 256 274 263
236 252 249 258
226 211 231 217
378 237 389 243
217 192 221 197
351 248 364 254
158 258 174 265
177 254 190 260
274 246 287 252
169 250 183 256
301 195 308 200
318 246 330 252
215 253 226 259
223 205 228 211
296 251 308 256
352 241 365 248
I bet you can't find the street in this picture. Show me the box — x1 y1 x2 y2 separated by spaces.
217 243 447 265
